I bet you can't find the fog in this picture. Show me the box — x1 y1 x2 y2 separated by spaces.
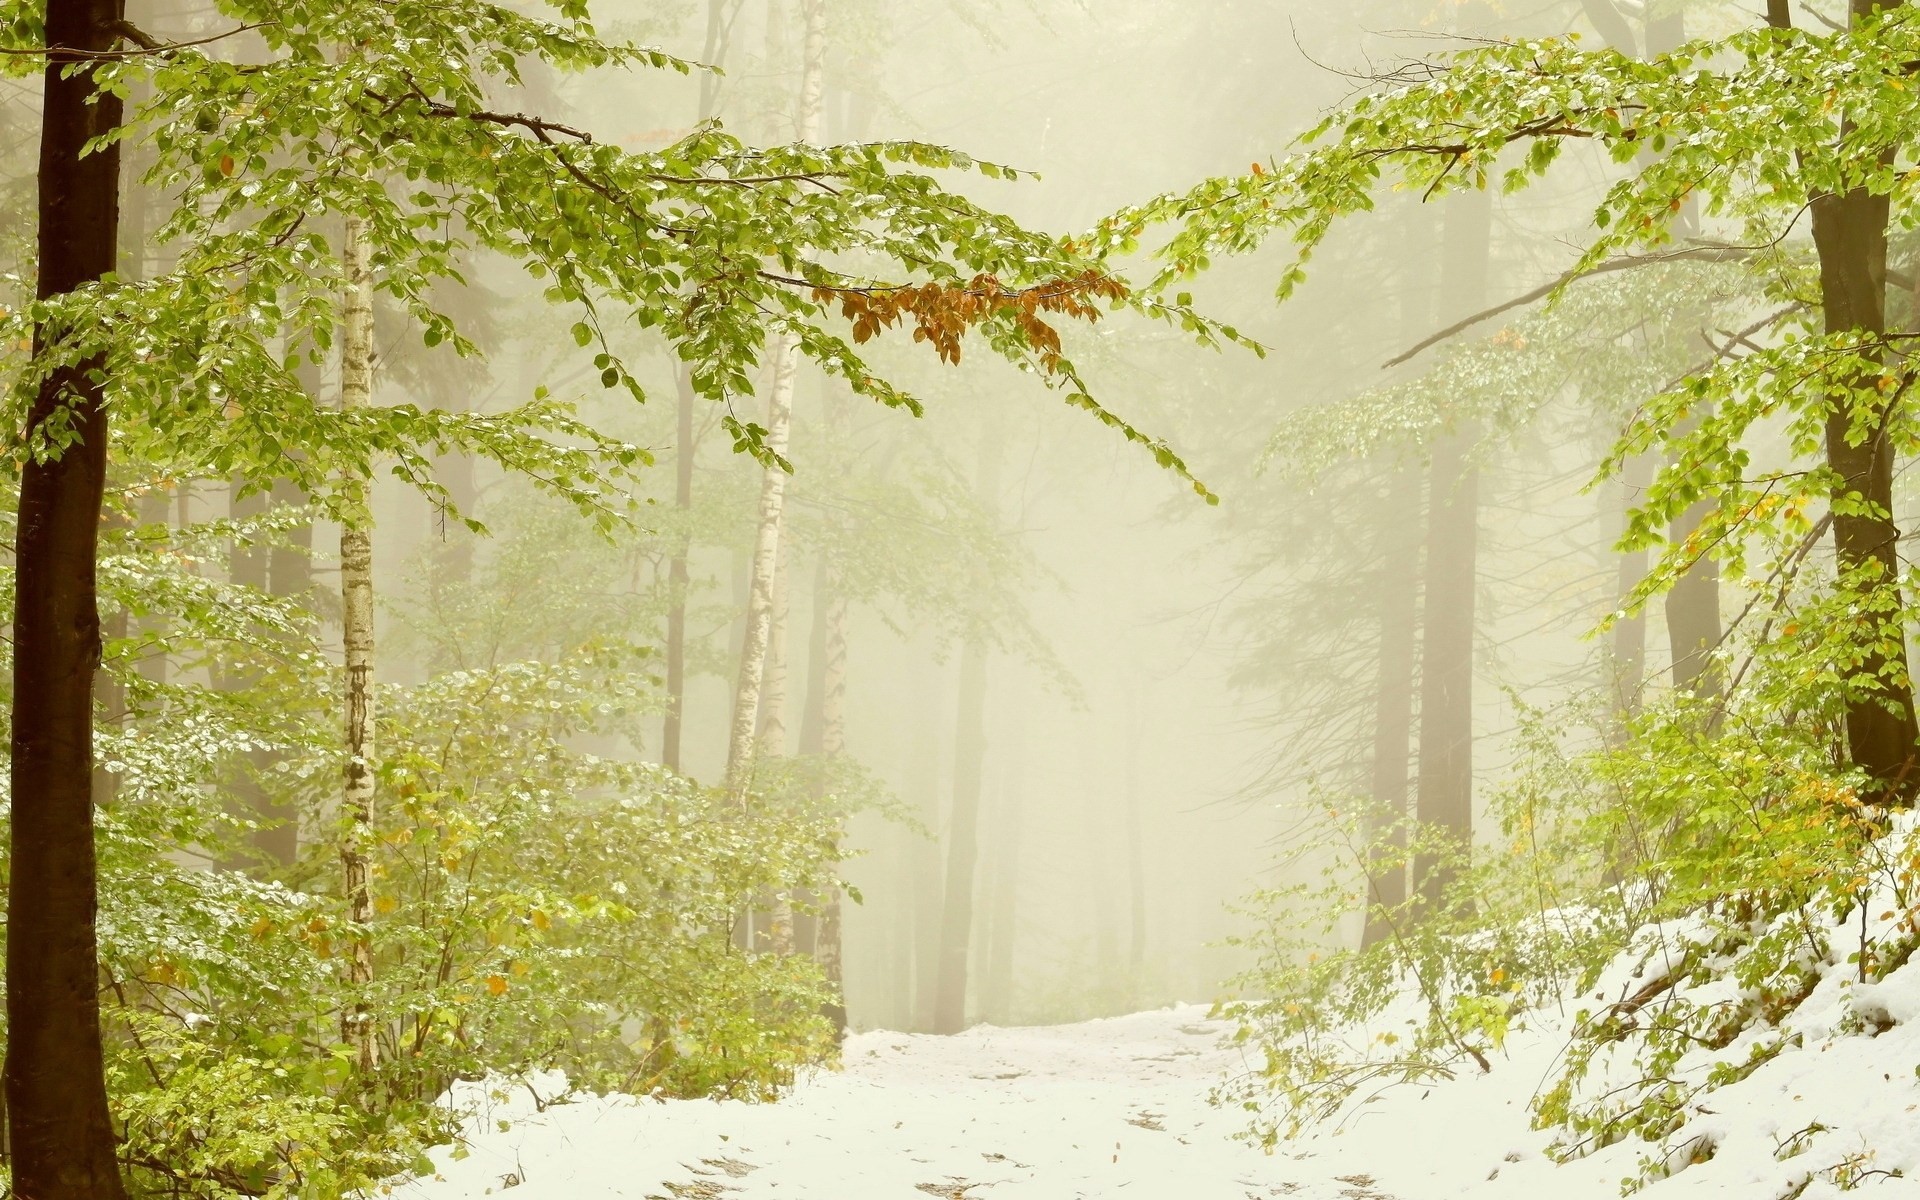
265 0 1680 1033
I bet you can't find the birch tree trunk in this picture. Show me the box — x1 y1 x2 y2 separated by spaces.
723 0 825 798
339 214 379 1074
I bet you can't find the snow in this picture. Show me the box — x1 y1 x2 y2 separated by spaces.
402 896 1920 1198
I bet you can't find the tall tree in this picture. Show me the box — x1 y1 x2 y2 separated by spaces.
6 0 134 1191
1362 203 1436 947
932 434 1000 1035
1120 0 1920 803
1798 0 1916 791
662 0 739 774
724 0 826 796
1412 184 1491 908
337 214 380 1073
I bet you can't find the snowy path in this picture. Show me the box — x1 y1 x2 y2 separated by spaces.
400 1007 1409 1200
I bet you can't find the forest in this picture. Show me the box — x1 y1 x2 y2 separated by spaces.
7 0 1920 1197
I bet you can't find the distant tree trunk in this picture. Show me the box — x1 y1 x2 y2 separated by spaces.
254 474 312 866
1124 692 1147 991
216 482 283 870
1663 411 1723 701
1413 184 1491 910
662 0 733 775
815 573 850 1035
338 214 379 1073
663 372 696 774
933 435 999 1035
763 548 794 952
932 637 989 1034
1362 467 1421 946
981 718 1024 1024
911 697 944 1031
1362 202 1435 948
1611 453 1653 722
136 488 170 686
6 0 134 1187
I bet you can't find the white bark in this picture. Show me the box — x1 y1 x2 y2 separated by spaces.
723 0 827 801
339 213 378 1073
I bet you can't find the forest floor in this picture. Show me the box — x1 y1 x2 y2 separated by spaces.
401 970 1920 1200
397 1006 1415 1200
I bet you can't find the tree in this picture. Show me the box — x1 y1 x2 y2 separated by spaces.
1111 0 1920 801
7 0 136 1190
931 431 1001 1034
7 0 1231 1178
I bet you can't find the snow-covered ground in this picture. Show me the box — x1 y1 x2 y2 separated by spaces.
401 985 1920 1200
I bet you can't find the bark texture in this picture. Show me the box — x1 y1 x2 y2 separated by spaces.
724 0 824 797
7 0 134 1191
338 214 379 1072
1802 0 1919 801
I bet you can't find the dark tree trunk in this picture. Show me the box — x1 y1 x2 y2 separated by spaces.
1803 0 1918 800
1412 187 1490 910
8 0 134 1192
931 636 989 1034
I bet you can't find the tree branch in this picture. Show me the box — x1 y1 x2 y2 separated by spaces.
1799 2 1845 31
1579 0 1640 55
0 19 274 58
1382 246 1754 369
1767 0 1794 30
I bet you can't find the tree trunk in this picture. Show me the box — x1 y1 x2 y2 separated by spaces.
253 476 311 866
1362 468 1421 947
763 547 794 952
815 573 849 1035
1413 185 1491 910
723 0 824 799
217 482 287 869
932 636 989 1034
1362 201 1437 947
1124 691 1147 990
981 717 1023 1024
1610 455 1653 722
663 371 696 774
338 214 379 1073
1802 0 1918 801
6 0 134 1190
932 435 999 1035
662 0 733 775
910 694 944 1031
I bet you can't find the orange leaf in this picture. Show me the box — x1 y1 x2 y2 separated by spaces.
486 974 509 997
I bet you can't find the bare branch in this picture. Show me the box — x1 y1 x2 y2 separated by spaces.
1383 246 1754 369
